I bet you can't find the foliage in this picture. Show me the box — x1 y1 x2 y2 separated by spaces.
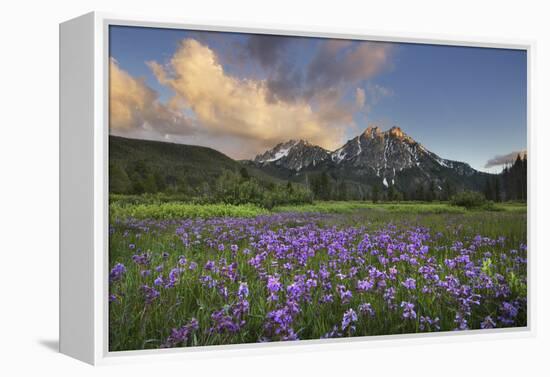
109 135 279 197
109 209 527 350
110 197 526 221
484 176 502 202
214 171 313 209
273 201 468 215
110 202 268 220
371 185 381 203
110 135 522 205
110 136 313 208
450 190 490 209
501 155 527 201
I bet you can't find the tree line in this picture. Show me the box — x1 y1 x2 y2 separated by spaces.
484 155 527 202
110 156 527 205
110 162 313 209
307 171 457 202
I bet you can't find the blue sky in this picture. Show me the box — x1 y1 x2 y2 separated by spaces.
109 25 526 172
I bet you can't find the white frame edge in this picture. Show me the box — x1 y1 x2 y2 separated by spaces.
59 11 536 365
60 12 96 364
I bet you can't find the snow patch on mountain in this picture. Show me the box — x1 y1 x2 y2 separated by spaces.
252 126 483 181
264 143 296 162
333 147 347 163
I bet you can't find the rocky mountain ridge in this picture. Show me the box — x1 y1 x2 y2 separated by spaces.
253 126 479 188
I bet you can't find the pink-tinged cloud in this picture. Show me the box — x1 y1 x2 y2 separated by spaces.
485 150 527 168
110 37 393 159
109 58 193 136
146 39 353 158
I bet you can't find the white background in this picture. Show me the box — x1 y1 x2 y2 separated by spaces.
1 0 548 375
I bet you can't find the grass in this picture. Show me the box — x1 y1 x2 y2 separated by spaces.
109 197 527 221
110 202 269 220
109 208 527 351
274 201 468 214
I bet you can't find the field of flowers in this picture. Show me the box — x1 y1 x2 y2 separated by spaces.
109 207 527 351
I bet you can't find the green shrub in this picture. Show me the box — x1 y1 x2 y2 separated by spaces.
450 190 488 209
213 171 312 209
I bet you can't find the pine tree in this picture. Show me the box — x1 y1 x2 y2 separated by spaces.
427 181 436 202
501 154 527 201
320 172 331 200
442 179 455 201
483 178 493 201
372 185 380 203
154 172 166 192
494 177 501 202
415 184 425 201
109 163 132 194
239 167 250 180
143 173 158 193
388 185 397 202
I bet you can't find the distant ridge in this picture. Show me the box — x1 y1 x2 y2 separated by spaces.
109 135 279 195
109 127 492 200
251 126 490 196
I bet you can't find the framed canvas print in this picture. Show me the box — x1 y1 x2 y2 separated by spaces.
60 12 532 365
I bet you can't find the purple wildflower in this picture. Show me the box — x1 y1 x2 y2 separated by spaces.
401 277 416 290
480 316 496 329
454 312 469 330
238 282 249 298
267 275 282 302
356 279 374 292
420 316 440 331
154 275 164 286
141 285 160 304
162 318 199 348
400 301 417 320
109 263 126 283
341 308 358 333
358 303 375 317
140 269 151 277
336 284 353 304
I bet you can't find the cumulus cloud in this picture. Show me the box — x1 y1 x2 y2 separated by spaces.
244 35 305 104
485 150 527 168
245 34 291 68
147 39 349 157
355 87 366 108
306 40 392 94
264 64 304 104
110 36 394 159
244 36 393 106
109 58 192 136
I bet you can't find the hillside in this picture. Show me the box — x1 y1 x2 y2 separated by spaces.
109 136 279 195
109 128 504 202
251 126 492 200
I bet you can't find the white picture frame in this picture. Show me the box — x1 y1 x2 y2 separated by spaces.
59 11 535 365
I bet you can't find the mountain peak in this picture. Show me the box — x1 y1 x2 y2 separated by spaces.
294 139 312 146
363 126 383 138
388 126 405 139
254 139 330 170
362 125 410 140
253 126 480 182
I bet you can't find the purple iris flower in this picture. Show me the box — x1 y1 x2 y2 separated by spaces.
401 277 416 290
400 301 417 320
341 309 358 333
109 263 126 282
